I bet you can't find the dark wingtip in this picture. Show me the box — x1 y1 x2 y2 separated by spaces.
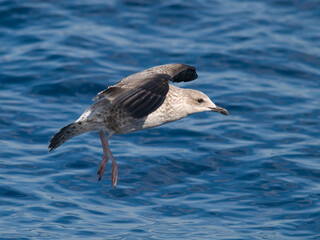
172 66 198 83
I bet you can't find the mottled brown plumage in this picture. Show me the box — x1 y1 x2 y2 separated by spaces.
49 63 228 188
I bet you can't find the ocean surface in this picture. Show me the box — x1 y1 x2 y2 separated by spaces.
1 0 320 239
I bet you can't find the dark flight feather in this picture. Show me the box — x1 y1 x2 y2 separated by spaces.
93 64 198 118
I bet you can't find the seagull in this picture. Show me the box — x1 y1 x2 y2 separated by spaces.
48 63 229 188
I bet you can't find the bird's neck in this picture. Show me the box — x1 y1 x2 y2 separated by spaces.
141 85 189 130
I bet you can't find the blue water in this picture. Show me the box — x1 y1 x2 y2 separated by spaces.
1 0 320 239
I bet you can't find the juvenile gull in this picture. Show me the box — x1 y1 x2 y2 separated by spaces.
48 63 229 188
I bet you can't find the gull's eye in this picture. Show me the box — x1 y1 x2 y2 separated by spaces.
197 98 204 103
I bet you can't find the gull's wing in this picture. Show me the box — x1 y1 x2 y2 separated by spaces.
143 63 197 83
93 64 198 118
96 73 170 118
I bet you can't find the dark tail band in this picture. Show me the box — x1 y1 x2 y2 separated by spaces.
48 122 84 152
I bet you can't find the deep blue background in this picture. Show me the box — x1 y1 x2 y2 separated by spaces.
1 0 320 239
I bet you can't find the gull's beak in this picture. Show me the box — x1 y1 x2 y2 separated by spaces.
210 105 229 116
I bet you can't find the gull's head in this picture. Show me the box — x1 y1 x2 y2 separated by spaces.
184 89 229 116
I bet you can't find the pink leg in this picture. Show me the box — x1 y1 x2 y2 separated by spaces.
103 134 118 188
98 132 118 188
97 131 108 181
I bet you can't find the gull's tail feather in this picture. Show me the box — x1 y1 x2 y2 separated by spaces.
48 122 86 152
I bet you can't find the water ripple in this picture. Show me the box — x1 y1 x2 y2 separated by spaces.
0 0 319 239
